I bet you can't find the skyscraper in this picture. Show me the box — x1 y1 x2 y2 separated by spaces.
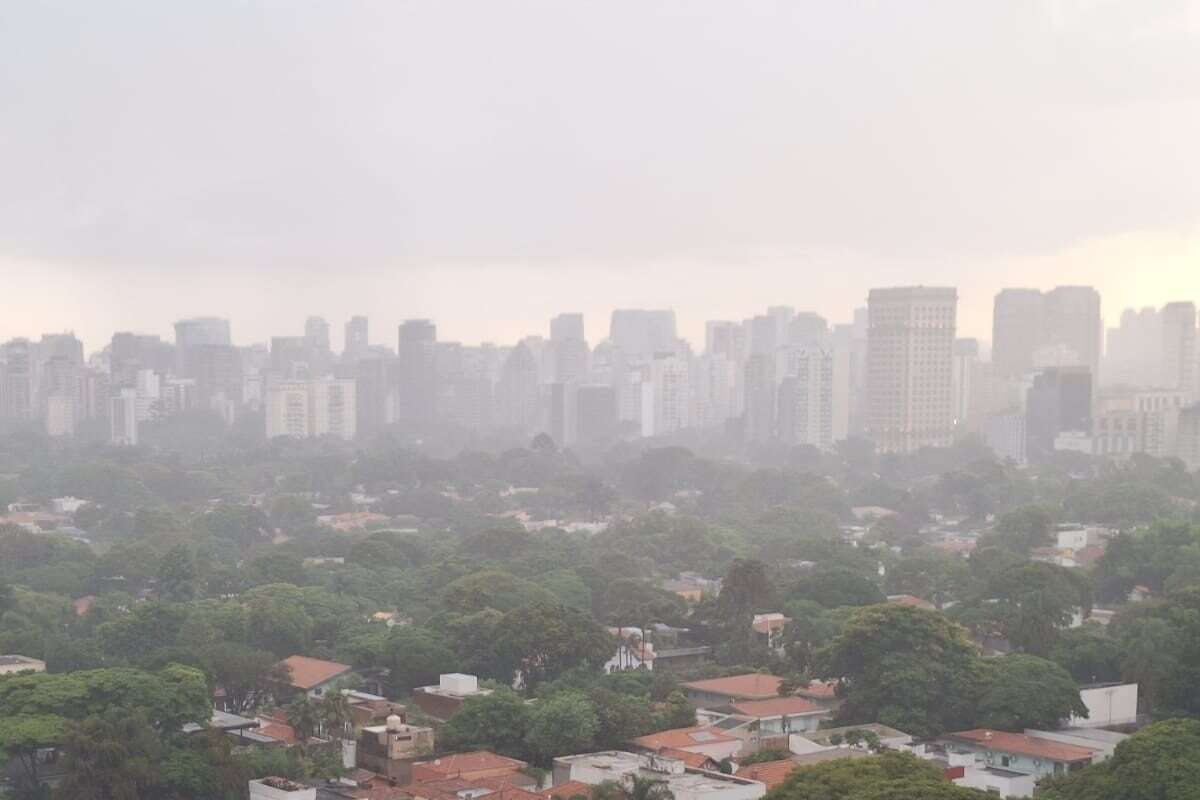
397 320 438 424
777 345 833 449
174 318 231 349
549 313 589 384
1025 366 1093 461
992 289 1045 379
609 310 677 361
305 316 331 354
743 353 776 443
344 316 369 360
866 286 957 453
1043 286 1102 382
1161 302 1197 398
952 338 980 429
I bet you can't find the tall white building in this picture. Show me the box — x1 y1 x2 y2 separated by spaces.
1161 302 1197 398
777 345 833 449
265 378 357 440
109 388 139 446
649 353 689 436
952 338 979 430
867 287 957 453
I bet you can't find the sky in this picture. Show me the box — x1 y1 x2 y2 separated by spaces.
3 1 1200 354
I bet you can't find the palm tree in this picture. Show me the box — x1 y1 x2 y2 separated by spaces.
319 690 354 740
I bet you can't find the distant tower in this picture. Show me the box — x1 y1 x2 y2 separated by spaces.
397 320 438 424
344 316 369 360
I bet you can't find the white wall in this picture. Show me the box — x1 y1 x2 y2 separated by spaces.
1072 684 1138 727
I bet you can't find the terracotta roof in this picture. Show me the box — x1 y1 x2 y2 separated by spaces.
946 730 1097 763
632 725 738 751
751 614 790 634
682 674 782 700
72 595 97 616
278 655 353 690
258 722 298 745
796 680 838 700
886 594 936 611
411 777 541 800
542 782 594 800
658 748 720 769
413 751 529 778
729 697 825 718
736 759 800 789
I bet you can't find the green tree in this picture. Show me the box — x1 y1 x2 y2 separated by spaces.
439 690 532 759
989 562 1088 656
1049 624 1122 685
1039 718 1200 800
816 605 981 738
770 750 985 800
626 775 675 800
443 569 558 614
0 714 64 792
588 687 654 750
975 655 1087 731
525 691 600 763
286 696 320 744
201 642 288 714
658 691 696 729
792 566 886 609
58 712 164 800
387 626 458 692
494 601 615 692
156 543 197 601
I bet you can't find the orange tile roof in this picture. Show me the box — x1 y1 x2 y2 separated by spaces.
886 594 936 610
279 655 353 690
736 759 800 789
729 697 825 718
946 730 1097 763
258 722 298 745
411 777 541 800
542 782 593 800
796 680 838 700
413 751 529 778
632 725 738 751
682 674 783 700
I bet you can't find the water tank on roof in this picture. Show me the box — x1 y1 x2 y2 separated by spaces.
386 714 404 731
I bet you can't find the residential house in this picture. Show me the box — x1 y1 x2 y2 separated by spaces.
249 777 316 800
653 646 713 671
410 751 534 787
631 726 742 762
939 729 1098 797
800 723 912 751
723 697 830 739
793 681 840 712
278 656 354 699
1070 683 1138 728
733 760 800 791
354 713 435 784
750 614 789 653
682 674 783 707
662 579 705 604
412 673 492 722
552 751 765 800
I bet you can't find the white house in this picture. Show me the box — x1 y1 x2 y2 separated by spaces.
1071 683 1138 728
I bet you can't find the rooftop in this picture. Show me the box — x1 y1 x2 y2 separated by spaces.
683 673 782 700
945 730 1097 763
0 655 44 667
728 697 825 718
414 751 529 776
632 726 739 751
279 655 353 690
733 760 798 789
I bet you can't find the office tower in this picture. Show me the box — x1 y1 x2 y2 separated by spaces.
397 320 438 425
748 315 778 356
789 312 829 345
134 369 161 421
270 336 312 380
576 385 617 445
614 367 652 436
1161 302 1197 397
174 317 231 348
1175 404 1200 471
110 333 174 387
0 339 35 421
497 341 541 431
548 382 578 446
355 357 396 436
38 333 84 366
648 352 689 436
609 310 677 361
109 388 139 446
550 313 585 343
693 354 738 428
1025 366 1093 461
984 413 1027 464
777 345 833 449
550 313 589 384
1105 307 1161 387
1043 286 1102 382
160 378 198 416
308 377 356 439
992 289 1046 379
183 344 243 411
266 382 310 439
866 287 957 453
833 307 869 438
766 306 795 348
952 338 980 429
706 321 745 359
344 316 369 360
44 395 75 437
743 353 776 443
305 316 331 353
80 369 110 423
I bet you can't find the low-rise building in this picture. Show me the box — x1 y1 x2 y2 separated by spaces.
249 777 316 800
553 751 765 800
277 655 354 699
411 751 533 786
631 726 742 762
682 674 782 707
354 713 435 783
939 729 1098 796
1071 682 1138 728
412 673 492 721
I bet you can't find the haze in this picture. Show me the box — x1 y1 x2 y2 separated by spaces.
3 1 1200 349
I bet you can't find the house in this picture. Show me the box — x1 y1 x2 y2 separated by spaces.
354 713 435 784
723 697 830 737
412 673 492 721
653 646 713 671
542 781 595 800
750 615 789 653
409 777 544 800
316 511 391 531
682 674 782 707
410 751 533 787
733 759 800 790
657 749 722 772
885 594 936 611
800 723 912 751
342 690 409 733
72 595 98 616
278 656 354 698
0 655 46 676
793 681 841 712
605 642 655 673
939 729 1098 796
553 751 765 800
630 726 742 762
662 579 705 604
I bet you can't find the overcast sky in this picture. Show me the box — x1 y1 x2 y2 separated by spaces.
3 1 1200 353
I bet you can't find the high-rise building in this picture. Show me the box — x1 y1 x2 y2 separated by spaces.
344 316 369 360
1044 286 1102 382
550 313 589 385
789 312 829 346
266 382 310 439
270 336 313 380
355 357 397 436
497 341 540 431
174 317 231 352
1025 366 1093 461
547 382 578 446
397 320 437 425
1161 302 1197 398
952 338 980 430
576 385 617 445
992 289 1046 379
1105 307 1161 387
550 313 585 343
110 333 174 387
109 388 139 446
777 345 833 449
743 353 776 443
265 378 356 440
184 344 242 410
649 352 689 436
609 310 677 361
0 339 35 421
866 286 957 453
305 316 331 354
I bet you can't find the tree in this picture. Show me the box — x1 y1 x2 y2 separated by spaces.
657 691 696 729
975 655 1087 731
816 605 981 738
1039 718 1200 800
0 714 64 792
494 601 615 692
318 690 353 740
626 775 675 800
439 690 532 759
58 712 163 800
387 627 457 692
1049 624 1122 685
589 687 654 750
443 570 557 615
984 506 1054 554
201 642 287 713
286 696 319 744
156 543 197 601
989 562 1088 656
525 691 599 763
792 567 886 609
770 751 985 800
